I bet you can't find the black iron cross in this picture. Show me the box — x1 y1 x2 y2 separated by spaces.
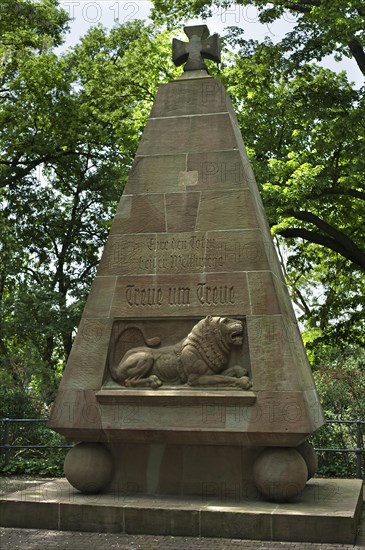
172 25 221 73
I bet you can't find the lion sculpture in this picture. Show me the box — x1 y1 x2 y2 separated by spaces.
110 315 252 390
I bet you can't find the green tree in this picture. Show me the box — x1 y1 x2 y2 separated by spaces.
222 43 364 348
0 13 178 402
309 345 365 477
152 0 365 350
152 0 365 76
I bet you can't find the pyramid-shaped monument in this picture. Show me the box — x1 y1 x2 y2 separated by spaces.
49 25 324 502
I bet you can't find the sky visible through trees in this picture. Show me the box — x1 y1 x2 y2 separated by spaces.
58 1 362 86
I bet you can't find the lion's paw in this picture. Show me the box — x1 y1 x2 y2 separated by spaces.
149 375 162 389
236 376 252 390
231 365 248 378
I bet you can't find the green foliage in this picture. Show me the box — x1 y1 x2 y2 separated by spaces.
311 346 365 420
311 425 361 478
153 0 365 350
152 0 365 76
0 380 68 476
0 0 69 55
221 43 365 348
0 375 44 419
1 453 65 477
1 11 178 402
0 416 67 477
308 346 365 477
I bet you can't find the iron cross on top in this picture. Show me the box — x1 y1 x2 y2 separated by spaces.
172 25 221 72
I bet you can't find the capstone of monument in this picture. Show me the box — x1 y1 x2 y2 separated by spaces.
48 24 326 504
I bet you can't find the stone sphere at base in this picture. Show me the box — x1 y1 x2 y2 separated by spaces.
253 448 308 502
64 442 113 494
296 440 318 479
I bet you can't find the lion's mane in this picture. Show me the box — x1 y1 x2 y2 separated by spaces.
180 316 233 374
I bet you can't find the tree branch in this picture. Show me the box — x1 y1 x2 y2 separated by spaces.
349 39 365 76
274 235 312 315
323 188 365 201
293 281 312 316
73 262 99 283
0 149 101 188
292 210 363 253
286 0 321 13
284 2 365 75
278 225 365 270
287 4 311 13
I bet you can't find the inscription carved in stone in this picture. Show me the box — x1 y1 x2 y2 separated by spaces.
125 283 235 308
111 274 249 318
102 232 275 276
110 315 251 390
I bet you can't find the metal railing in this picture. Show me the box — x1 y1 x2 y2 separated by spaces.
0 418 73 467
310 419 364 479
1 417 364 478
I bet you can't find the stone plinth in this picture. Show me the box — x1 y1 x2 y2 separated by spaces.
1 478 363 544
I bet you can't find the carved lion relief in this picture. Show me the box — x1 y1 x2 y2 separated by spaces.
110 315 252 390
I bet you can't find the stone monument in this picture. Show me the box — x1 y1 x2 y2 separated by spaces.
49 25 325 503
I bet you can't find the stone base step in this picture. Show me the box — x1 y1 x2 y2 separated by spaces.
0 478 362 544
